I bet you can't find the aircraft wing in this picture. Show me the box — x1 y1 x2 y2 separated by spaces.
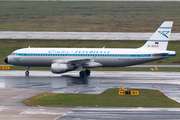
52 58 103 68
52 58 92 64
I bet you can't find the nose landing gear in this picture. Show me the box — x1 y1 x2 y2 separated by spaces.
25 66 30 76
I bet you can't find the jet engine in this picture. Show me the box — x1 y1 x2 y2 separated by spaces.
51 63 75 74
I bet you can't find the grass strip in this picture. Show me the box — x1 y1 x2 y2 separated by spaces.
23 88 180 107
1 1 180 32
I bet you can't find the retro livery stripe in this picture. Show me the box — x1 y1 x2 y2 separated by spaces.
159 27 172 29
17 53 152 57
148 40 168 42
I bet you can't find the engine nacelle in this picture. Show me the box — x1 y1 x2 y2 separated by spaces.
51 63 74 74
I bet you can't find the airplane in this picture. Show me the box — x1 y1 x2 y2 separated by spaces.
4 21 176 77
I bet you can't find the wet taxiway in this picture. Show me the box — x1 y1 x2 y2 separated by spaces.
1 70 180 102
0 70 180 119
58 107 180 120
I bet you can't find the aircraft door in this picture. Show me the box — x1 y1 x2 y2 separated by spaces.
23 49 28 61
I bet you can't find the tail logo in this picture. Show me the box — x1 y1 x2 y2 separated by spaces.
158 31 169 38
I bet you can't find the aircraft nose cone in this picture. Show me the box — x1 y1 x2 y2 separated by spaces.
4 57 8 64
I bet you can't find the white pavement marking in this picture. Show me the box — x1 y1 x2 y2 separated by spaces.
0 106 8 111
19 108 64 115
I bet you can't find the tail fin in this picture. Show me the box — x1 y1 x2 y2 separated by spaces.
140 21 173 51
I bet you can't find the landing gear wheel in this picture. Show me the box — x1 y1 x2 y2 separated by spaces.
85 69 91 76
25 66 30 76
25 71 29 76
79 71 85 77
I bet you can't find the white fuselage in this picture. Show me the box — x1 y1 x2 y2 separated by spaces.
6 47 175 68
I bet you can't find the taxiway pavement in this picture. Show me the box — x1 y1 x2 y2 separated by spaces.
58 107 180 120
1 31 180 40
0 70 180 119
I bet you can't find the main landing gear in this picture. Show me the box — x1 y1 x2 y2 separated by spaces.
79 69 91 77
25 66 30 76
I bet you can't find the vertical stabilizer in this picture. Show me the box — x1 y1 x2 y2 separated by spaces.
140 21 173 51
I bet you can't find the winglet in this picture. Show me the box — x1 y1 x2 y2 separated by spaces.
140 21 173 51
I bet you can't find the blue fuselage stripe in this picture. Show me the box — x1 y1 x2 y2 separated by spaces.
17 53 152 57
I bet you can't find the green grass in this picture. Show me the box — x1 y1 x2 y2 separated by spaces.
1 40 179 66
23 88 180 107
1 1 180 32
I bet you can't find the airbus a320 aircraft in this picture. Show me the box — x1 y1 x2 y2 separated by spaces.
4 21 176 77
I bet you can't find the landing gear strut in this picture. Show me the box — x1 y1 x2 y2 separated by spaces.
25 66 30 76
79 69 91 77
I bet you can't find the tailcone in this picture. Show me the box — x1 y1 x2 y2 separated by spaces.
162 51 176 57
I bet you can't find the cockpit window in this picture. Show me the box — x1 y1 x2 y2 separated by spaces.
11 52 17 56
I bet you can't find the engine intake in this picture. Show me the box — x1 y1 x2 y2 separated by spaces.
51 63 74 74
